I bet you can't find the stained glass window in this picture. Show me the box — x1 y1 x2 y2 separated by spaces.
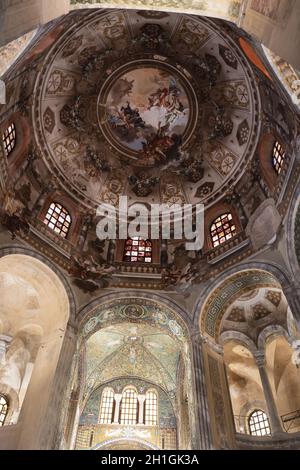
119 387 138 425
0 395 8 426
99 388 114 424
2 123 16 156
44 202 71 238
123 237 152 263
248 410 271 436
210 213 236 248
272 141 285 175
144 390 158 425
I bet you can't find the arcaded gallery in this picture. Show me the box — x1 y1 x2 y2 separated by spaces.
0 0 300 451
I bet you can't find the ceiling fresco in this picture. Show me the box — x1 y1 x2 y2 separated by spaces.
34 9 261 209
101 64 191 161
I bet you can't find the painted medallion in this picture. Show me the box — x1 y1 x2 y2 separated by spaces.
101 66 191 165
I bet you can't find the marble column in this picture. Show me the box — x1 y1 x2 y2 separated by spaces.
37 323 78 450
191 335 213 449
254 352 284 436
113 394 122 424
138 395 146 424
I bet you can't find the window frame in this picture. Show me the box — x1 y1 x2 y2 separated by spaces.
43 201 72 239
123 237 153 264
210 212 237 248
98 387 115 425
144 389 158 426
248 409 271 437
2 122 16 157
272 140 285 175
119 387 138 425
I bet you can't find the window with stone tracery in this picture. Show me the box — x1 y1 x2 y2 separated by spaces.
119 387 138 425
2 123 16 157
272 141 285 175
210 213 236 248
248 409 271 436
43 202 71 238
0 394 9 426
123 237 152 263
99 388 115 424
144 390 158 426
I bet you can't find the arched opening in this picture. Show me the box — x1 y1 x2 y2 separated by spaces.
0 253 71 449
67 296 193 451
265 335 300 433
223 341 270 435
199 267 300 448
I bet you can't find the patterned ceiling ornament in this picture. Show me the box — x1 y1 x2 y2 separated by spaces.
236 119 250 146
176 17 210 51
84 145 111 177
60 96 87 133
46 69 77 96
265 290 282 307
136 10 170 20
252 303 271 321
195 181 215 199
227 307 246 323
160 175 186 205
219 44 238 69
200 270 281 339
138 23 168 50
61 35 83 58
121 304 146 320
128 173 160 197
209 106 234 139
208 144 237 177
43 106 55 134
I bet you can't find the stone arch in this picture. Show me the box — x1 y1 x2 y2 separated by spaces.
92 437 160 450
220 331 258 354
0 246 76 323
0 248 75 450
258 325 291 350
71 292 199 451
194 261 293 340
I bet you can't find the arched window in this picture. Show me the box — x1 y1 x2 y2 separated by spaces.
0 394 9 426
99 387 115 424
123 237 152 263
43 202 71 238
2 123 16 157
144 390 158 426
248 409 271 436
210 213 236 248
272 141 285 175
119 387 138 425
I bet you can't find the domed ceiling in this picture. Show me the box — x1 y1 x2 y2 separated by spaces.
34 9 260 209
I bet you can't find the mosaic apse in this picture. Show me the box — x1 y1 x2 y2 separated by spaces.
101 66 190 165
